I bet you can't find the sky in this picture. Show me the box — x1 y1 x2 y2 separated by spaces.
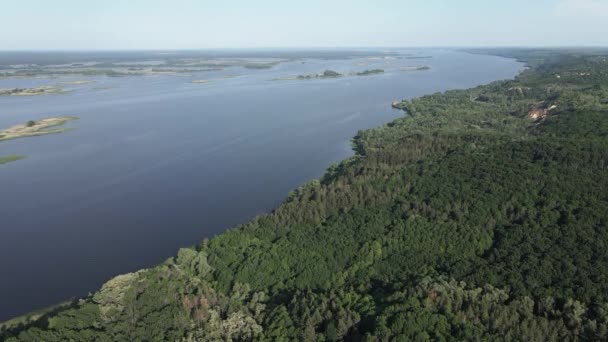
0 0 606 50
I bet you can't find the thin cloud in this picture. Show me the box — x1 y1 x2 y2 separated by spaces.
554 0 608 17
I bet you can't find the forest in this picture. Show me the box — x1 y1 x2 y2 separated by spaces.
2 49 608 341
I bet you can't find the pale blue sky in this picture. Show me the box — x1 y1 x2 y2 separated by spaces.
1 0 606 50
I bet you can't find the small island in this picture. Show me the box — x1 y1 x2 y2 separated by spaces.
353 69 384 76
297 70 343 79
0 116 78 166
191 79 210 84
0 85 64 96
272 69 388 81
243 63 275 69
400 65 431 72
0 116 78 142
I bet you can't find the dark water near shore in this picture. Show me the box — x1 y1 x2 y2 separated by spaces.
0 49 523 321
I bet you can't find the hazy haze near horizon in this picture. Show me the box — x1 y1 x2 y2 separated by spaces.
1 0 607 50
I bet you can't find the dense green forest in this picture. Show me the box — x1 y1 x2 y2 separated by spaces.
2 49 608 341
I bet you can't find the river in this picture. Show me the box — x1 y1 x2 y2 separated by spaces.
0 49 523 320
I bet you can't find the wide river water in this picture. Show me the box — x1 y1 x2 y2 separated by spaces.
0 49 523 320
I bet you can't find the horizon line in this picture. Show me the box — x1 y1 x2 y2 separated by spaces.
1 45 607 53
